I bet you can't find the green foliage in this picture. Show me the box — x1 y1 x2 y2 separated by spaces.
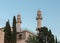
37 26 55 43
26 26 55 43
26 35 38 43
12 16 16 43
56 37 57 43
4 20 11 43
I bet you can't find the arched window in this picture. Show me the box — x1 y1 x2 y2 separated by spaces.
19 34 22 39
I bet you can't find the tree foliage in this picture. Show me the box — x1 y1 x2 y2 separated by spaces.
12 16 16 43
26 26 55 43
26 35 38 43
56 37 57 43
37 26 55 43
4 20 11 43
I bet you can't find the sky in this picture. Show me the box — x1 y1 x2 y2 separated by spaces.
0 0 60 41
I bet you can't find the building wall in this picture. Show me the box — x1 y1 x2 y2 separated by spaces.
17 40 26 43
17 32 26 43
0 31 4 43
17 31 33 43
25 31 33 40
0 29 33 43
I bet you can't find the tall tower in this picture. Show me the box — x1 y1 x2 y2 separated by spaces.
36 10 42 29
16 14 22 32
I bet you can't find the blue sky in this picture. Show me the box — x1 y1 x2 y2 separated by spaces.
0 0 60 41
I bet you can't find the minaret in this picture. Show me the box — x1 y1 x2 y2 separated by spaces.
16 14 22 32
36 10 42 29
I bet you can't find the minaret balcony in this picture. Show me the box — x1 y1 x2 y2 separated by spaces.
16 21 22 23
36 17 42 20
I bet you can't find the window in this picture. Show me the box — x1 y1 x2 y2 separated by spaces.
19 34 22 39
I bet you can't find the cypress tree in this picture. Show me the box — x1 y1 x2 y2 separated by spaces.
56 37 57 43
4 20 11 43
37 26 55 43
12 16 16 43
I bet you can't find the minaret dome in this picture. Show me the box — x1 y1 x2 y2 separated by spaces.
17 14 22 23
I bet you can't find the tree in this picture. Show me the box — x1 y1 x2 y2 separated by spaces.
12 16 16 43
48 29 55 43
37 26 55 43
26 35 38 43
55 37 57 43
4 20 11 43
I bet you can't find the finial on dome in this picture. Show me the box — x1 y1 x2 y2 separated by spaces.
17 14 21 17
37 9 41 11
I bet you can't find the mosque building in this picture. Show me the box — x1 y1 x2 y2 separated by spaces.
0 10 42 43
